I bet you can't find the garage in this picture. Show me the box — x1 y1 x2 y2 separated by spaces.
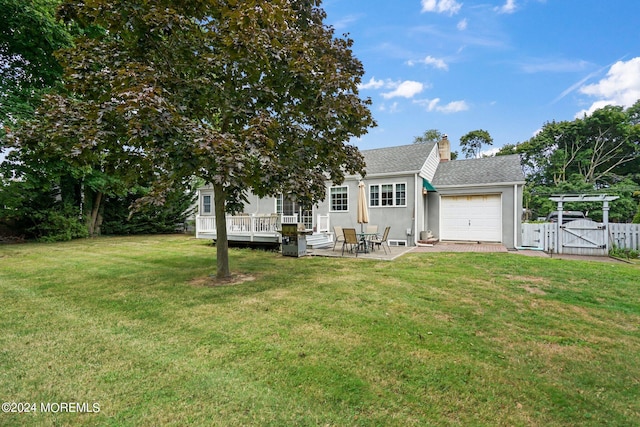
440 194 502 242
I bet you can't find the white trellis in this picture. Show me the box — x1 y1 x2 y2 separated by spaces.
548 194 619 255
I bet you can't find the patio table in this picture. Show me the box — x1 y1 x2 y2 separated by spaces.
357 232 379 253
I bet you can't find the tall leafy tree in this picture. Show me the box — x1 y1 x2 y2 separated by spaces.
412 129 458 159
413 129 443 144
505 101 640 221
516 103 640 187
0 0 71 135
459 129 493 158
9 0 375 277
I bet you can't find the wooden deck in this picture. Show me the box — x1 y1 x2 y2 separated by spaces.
196 214 287 243
196 214 334 248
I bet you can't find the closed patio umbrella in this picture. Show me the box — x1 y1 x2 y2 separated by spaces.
357 180 369 233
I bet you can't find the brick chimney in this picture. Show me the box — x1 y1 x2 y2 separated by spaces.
438 134 450 162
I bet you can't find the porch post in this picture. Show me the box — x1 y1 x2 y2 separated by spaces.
250 214 256 242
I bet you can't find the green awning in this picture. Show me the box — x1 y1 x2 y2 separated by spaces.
422 178 437 192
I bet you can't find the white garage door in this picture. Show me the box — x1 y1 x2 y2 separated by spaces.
440 195 502 242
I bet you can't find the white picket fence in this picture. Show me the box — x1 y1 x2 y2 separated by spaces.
521 223 556 251
609 223 640 251
522 222 639 254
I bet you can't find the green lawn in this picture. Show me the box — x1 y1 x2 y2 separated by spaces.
1 235 638 426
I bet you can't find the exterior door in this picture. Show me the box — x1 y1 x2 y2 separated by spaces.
278 196 313 230
440 194 502 242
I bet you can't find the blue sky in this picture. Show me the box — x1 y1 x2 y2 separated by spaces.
323 0 640 155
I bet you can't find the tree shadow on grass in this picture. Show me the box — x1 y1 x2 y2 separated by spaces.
188 273 256 287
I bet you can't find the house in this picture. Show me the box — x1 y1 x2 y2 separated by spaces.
195 136 526 248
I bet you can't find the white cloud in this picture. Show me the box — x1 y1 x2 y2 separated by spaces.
494 0 517 14
576 57 640 116
358 77 386 90
421 0 462 16
457 18 468 31
425 56 449 70
552 63 610 104
378 102 400 113
381 81 425 99
521 58 590 74
414 98 469 113
331 14 362 30
437 100 469 113
409 55 449 70
423 98 441 111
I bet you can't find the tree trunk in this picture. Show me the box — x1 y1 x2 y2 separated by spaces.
213 183 231 278
88 191 103 236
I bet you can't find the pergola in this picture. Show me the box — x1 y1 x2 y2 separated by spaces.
548 194 619 224
548 194 619 255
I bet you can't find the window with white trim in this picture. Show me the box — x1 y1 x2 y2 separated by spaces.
370 183 407 207
330 186 348 211
202 195 212 214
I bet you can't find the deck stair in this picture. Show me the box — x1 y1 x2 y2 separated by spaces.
306 233 333 249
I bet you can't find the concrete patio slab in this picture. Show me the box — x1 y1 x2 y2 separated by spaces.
306 242 627 264
307 244 413 261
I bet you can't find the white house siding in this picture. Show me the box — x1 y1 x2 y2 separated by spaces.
197 188 278 218
420 143 441 182
317 174 417 244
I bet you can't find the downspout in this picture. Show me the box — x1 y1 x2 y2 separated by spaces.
414 174 419 246
416 182 434 247
513 183 518 249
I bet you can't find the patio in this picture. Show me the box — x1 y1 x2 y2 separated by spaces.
305 241 624 263
307 244 413 261
307 241 508 260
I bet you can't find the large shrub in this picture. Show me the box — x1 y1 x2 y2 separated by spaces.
101 186 195 235
27 203 88 242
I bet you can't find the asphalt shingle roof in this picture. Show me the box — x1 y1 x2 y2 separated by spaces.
432 154 525 186
361 142 436 175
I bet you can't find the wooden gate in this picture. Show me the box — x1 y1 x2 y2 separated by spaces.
522 221 638 255
559 219 607 256
522 222 544 249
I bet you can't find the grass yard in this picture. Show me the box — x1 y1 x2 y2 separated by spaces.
1 235 639 426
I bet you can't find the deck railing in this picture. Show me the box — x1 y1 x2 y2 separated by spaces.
196 214 298 238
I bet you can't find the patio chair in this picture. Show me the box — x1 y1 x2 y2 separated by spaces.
366 225 378 234
370 226 391 254
332 226 344 251
341 228 361 257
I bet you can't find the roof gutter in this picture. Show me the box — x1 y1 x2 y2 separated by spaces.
433 181 526 189
346 170 421 179
514 183 518 248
